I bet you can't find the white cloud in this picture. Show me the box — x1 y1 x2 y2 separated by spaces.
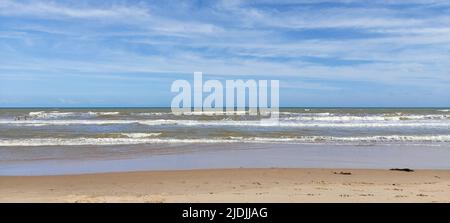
1 0 450 92
0 0 149 19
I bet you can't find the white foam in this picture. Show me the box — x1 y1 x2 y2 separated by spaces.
86 111 120 116
121 133 162 138
303 135 450 142
2 119 450 128
0 137 240 146
234 135 450 143
0 120 136 126
131 112 166 116
285 114 448 121
2 135 450 146
28 111 120 119
28 111 77 119
93 112 120 115
180 111 249 115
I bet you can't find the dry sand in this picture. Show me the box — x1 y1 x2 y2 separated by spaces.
0 168 449 202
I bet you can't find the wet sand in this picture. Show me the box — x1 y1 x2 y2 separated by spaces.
2 143 450 176
1 168 449 202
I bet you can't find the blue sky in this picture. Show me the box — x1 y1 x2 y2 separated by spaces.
1 0 450 107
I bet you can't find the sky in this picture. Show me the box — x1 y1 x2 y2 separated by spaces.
0 0 450 107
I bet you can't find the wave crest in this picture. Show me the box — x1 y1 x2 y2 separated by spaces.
2 135 450 146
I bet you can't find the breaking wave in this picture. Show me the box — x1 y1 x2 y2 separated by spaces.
2 118 450 128
27 111 121 119
2 135 450 146
120 133 162 138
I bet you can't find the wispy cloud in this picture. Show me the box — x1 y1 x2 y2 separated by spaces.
1 0 449 106
0 0 149 19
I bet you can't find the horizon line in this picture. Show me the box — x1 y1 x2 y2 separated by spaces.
0 106 449 109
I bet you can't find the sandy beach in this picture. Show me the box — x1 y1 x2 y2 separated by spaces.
1 168 449 203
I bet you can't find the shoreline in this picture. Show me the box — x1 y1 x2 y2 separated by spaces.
3 143 450 176
1 168 449 203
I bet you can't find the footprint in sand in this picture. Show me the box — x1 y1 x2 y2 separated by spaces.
395 195 408 198
315 187 329 191
359 194 374 197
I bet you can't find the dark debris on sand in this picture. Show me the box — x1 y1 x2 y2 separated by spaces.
333 171 352 175
389 168 414 172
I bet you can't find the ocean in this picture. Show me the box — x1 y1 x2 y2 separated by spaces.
1 108 450 175
1 107 450 145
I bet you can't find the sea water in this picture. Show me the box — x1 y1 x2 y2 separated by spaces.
1 108 449 175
